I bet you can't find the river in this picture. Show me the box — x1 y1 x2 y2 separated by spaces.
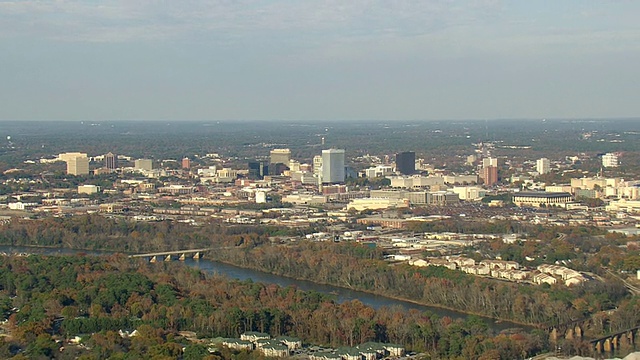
0 245 528 332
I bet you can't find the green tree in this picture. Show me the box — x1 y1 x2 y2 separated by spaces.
183 344 210 360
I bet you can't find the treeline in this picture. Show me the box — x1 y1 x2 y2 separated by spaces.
0 215 278 253
0 255 551 359
406 219 607 241
208 242 630 329
0 216 635 329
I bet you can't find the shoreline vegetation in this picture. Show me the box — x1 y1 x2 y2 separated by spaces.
207 256 536 329
0 253 553 359
0 243 531 329
0 216 636 338
0 241 601 333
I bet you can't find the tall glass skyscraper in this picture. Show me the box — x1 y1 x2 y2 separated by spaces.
321 149 345 184
395 151 415 175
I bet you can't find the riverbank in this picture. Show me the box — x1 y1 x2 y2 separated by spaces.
206 256 538 330
0 244 535 331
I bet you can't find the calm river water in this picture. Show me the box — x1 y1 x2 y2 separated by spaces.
0 245 529 332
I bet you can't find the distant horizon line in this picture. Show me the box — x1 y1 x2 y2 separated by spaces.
1 117 639 123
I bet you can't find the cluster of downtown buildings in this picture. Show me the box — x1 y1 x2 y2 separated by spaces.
4 147 639 218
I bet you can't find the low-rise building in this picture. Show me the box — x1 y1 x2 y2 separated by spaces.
357 342 388 359
428 191 460 206
310 352 342 360
533 273 557 285
222 339 254 351
78 185 100 195
356 217 408 229
545 185 573 193
347 198 409 211
99 203 125 213
537 264 586 285
452 186 486 201
512 191 573 207
408 259 427 267
364 165 394 178
282 194 326 205
384 344 405 357
480 260 520 270
425 258 457 270
443 175 478 185
607 199 640 214
369 189 406 200
240 331 270 342
275 336 302 350
388 175 445 188
448 256 476 267
158 185 195 195
335 347 363 360
493 269 529 281
261 344 289 357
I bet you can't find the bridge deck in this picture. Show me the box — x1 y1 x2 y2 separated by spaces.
590 326 640 343
130 248 213 258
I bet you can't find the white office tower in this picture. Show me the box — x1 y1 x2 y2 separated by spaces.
270 148 291 164
321 149 345 184
482 157 498 168
536 158 550 174
602 153 619 168
135 159 154 171
66 155 89 175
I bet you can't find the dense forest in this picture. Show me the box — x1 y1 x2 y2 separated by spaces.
0 255 555 359
0 215 638 334
0 215 281 253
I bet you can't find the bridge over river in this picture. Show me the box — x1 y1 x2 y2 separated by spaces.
129 248 218 262
590 326 640 354
547 317 640 355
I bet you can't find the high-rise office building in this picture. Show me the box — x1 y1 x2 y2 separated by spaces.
602 153 619 168
58 152 88 163
270 149 291 165
248 161 269 179
480 157 498 186
536 158 550 174
395 151 416 175
321 149 345 184
271 163 289 176
182 157 191 169
105 152 118 170
481 166 498 186
313 155 323 176
135 159 153 171
482 157 498 168
67 156 89 175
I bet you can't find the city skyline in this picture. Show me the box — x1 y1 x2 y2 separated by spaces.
1 1 640 121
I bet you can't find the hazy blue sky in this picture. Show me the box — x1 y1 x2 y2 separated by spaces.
1 1 639 121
